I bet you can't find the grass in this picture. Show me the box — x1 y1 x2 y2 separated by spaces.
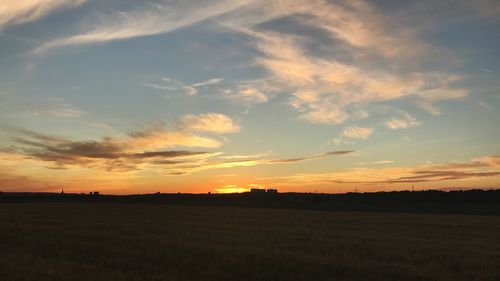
0 203 499 281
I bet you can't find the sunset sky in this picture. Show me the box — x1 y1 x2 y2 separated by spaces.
0 0 499 194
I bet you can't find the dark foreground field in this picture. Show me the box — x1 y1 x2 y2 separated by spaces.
1 203 499 281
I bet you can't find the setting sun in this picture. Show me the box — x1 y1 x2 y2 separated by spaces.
215 185 251 194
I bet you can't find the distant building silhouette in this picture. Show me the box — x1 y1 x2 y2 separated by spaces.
250 188 278 195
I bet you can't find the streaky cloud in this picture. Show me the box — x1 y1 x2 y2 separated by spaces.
176 113 240 134
0 0 87 31
263 156 500 187
270 150 354 163
32 0 252 55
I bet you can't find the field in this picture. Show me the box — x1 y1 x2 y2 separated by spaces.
1 203 499 281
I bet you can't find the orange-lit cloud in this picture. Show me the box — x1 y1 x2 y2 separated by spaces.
270 151 354 164
342 126 374 139
222 87 269 106
385 112 420 130
128 126 222 151
2 123 356 176
147 150 356 175
177 113 240 134
256 156 500 189
30 0 470 124
2 121 221 171
254 30 466 123
216 1 469 125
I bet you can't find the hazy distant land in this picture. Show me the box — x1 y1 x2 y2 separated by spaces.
2 189 500 215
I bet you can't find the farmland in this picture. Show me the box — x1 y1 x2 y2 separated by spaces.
1 203 499 281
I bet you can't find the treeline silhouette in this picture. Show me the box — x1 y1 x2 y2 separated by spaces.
1 189 500 215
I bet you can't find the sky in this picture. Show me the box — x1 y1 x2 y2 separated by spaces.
0 0 499 194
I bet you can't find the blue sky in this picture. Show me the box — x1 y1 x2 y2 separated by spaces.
0 0 499 194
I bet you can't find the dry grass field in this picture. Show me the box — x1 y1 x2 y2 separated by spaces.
1 203 499 281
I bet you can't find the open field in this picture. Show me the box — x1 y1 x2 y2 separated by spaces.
1 203 500 281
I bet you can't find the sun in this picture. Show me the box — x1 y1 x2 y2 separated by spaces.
214 185 250 194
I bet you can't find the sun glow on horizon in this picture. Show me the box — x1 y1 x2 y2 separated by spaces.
214 185 251 194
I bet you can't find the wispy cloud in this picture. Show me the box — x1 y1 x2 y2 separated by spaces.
41 103 85 118
146 76 272 108
416 86 468 115
30 0 470 124
373 160 395 165
1 112 242 172
0 0 87 31
260 156 500 188
4 126 217 171
391 170 500 183
163 150 355 175
219 152 273 160
422 156 500 170
145 76 224 96
384 111 420 130
330 138 355 146
125 124 223 151
217 1 469 124
342 126 374 139
89 123 113 130
176 113 240 134
33 0 251 55
0 95 85 118
221 87 269 106
259 29 466 122
270 150 354 163
2 120 354 175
